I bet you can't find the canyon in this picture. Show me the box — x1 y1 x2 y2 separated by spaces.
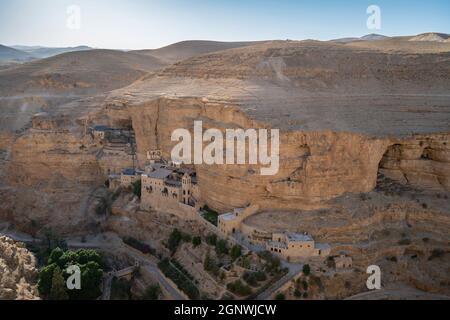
0 36 449 299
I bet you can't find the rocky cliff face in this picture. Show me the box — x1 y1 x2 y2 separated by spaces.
1 95 449 232
0 118 106 234
109 97 449 212
0 39 449 233
0 236 39 300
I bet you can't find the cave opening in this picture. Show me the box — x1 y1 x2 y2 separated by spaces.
376 144 412 194
420 147 433 160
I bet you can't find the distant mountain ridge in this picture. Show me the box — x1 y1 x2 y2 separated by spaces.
409 32 450 42
0 44 34 63
11 45 93 59
133 40 266 64
331 33 389 43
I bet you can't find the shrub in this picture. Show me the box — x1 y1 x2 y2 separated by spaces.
203 251 219 276
123 237 156 256
168 229 183 253
206 234 217 246
275 293 286 300
215 239 229 255
226 280 252 296
111 277 132 300
142 284 161 300
158 258 200 299
302 280 308 291
230 245 242 260
202 206 219 226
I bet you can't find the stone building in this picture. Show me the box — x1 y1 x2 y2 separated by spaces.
334 254 353 269
218 206 260 236
147 149 162 163
266 232 330 261
92 125 112 141
140 162 200 212
120 168 142 187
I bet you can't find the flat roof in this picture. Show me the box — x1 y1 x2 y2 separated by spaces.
148 168 173 180
315 243 331 250
122 168 136 176
219 212 237 221
286 233 313 242
93 125 113 132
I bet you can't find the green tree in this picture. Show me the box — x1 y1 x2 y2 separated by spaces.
275 293 286 300
49 267 69 300
203 251 219 275
192 236 202 248
133 180 142 198
72 261 103 300
215 239 228 255
48 247 64 265
168 229 183 253
38 248 104 300
230 245 242 260
142 284 161 300
302 264 311 276
206 234 217 246
38 263 58 296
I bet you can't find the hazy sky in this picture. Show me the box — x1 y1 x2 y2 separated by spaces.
0 0 449 50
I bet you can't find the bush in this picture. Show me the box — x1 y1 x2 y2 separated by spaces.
158 258 199 299
215 239 229 255
168 229 183 253
243 271 267 287
123 237 156 256
202 206 219 226
142 284 161 300
206 234 217 246
230 245 242 260
111 278 132 300
259 251 281 273
294 289 302 297
226 280 252 296
275 293 286 300
302 280 308 291
203 251 220 276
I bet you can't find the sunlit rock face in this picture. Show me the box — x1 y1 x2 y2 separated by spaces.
0 39 449 231
0 236 39 300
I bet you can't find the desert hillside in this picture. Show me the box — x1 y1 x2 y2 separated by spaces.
133 40 265 64
0 49 169 132
0 45 34 63
0 236 39 300
0 49 168 97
